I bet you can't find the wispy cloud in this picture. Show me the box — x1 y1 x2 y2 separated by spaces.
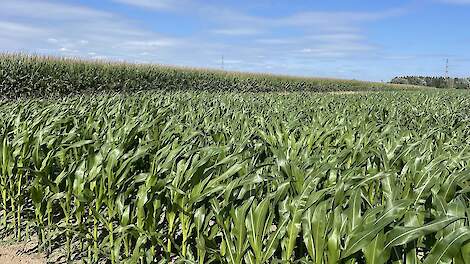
280 9 404 26
299 42 377 58
197 5 403 63
0 21 48 37
436 0 470 4
0 0 427 81
118 39 181 50
306 33 364 42
202 7 406 34
113 0 176 10
104 0 406 60
0 0 111 20
112 0 189 10
255 38 298 45
0 0 183 60
212 28 262 36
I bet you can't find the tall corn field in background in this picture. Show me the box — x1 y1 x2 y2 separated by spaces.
1 89 469 263
0 55 421 99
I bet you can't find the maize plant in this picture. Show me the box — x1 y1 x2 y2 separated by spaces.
0 89 469 263
0 54 422 99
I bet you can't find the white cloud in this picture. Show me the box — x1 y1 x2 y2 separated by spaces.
59 47 76 52
47 38 59 43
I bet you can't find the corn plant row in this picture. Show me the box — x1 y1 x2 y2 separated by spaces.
0 90 469 263
0 54 421 99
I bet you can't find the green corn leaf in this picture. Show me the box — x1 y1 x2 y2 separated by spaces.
385 215 462 248
342 199 412 259
423 227 470 264
363 231 389 264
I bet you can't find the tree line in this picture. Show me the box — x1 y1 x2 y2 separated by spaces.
391 76 470 89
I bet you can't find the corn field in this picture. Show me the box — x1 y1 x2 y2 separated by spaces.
0 55 420 99
0 90 469 263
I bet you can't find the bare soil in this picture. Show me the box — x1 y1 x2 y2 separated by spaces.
0 238 45 264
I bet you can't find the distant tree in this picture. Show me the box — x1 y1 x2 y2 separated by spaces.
454 78 470 89
391 77 410 84
390 76 470 89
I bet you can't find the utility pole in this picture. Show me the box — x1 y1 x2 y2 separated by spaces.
221 55 224 70
445 58 449 79
445 58 454 89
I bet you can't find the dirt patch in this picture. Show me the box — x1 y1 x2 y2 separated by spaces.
0 238 46 264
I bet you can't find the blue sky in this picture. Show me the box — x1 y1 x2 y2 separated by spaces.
1 0 469 81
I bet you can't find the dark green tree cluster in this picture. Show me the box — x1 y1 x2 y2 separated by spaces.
391 76 470 89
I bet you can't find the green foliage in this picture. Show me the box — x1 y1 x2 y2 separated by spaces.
0 54 417 98
391 75 470 89
0 90 469 263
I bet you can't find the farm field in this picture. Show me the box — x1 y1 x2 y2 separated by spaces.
0 55 420 99
1 0 469 261
1 85 470 263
